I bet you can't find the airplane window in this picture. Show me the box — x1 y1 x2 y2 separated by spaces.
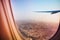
11 0 60 40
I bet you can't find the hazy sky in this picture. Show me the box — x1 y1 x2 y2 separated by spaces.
11 0 60 22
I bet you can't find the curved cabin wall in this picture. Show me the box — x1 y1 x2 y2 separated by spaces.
0 0 23 40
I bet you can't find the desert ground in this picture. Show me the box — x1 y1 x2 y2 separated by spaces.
16 20 59 40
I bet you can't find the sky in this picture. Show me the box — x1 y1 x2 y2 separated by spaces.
11 0 60 23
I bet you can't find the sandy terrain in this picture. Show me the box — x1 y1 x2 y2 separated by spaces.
16 20 59 40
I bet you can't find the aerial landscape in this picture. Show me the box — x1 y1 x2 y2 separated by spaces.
16 20 59 40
